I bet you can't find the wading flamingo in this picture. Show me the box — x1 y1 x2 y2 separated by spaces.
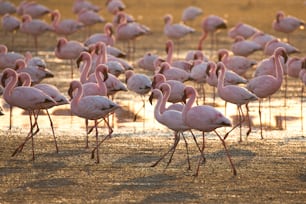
1 68 57 160
246 47 288 139
1 13 20 49
182 86 235 176
68 80 120 163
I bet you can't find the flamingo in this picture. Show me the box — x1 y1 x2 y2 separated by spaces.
17 1 51 19
0 0 16 15
149 84 198 170
181 6 203 24
106 0 126 14
228 23 260 39
54 37 88 78
50 9 84 37
14 58 54 85
19 14 54 53
198 15 227 56
152 73 186 105
250 31 277 50
68 80 120 163
1 13 20 49
184 49 209 62
182 86 236 176
263 38 300 56
163 14 195 54
18 72 69 153
77 8 105 35
115 11 149 60
72 0 100 14
230 35 262 57
165 40 193 72
287 57 305 79
125 70 152 123
217 48 257 76
84 23 115 47
216 62 258 141
156 61 190 83
272 10 305 43
299 60 306 131
1 68 57 160
137 52 164 72
246 47 288 139
0 44 24 70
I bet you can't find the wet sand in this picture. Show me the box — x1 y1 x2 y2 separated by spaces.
0 127 305 203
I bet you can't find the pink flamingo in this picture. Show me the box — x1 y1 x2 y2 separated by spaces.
17 1 51 19
181 6 203 24
184 50 209 62
152 73 186 105
149 85 196 170
68 80 120 163
137 52 164 72
272 10 305 43
77 8 105 34
106 0 126 14
1 68 57 160
263 38 300 56
72 0 100 14
246 47 287 138
182 86 236 176
299 60 306 131
216 62 258 141
18 72 69 152
156 61 190 83
250 31 276 50
50 9 83 38
14 58 54 84
115 11 149 59
228 23 260 39
163 14 195 54
125 70 151 123
165 40 193 72
1 13 20 49
0 44 24 70
84 23 115 47
198 15 227 55
231 35 262 57
287 57 305 79
0 1 16 15
217 48 257 76
55 37 88 78
19 14 54 53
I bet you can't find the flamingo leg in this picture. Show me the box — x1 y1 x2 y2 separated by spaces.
301 86 304 133
45 109 59 153
94 120 100 163
85 119 89 148
245 103 252 136
181 132 191 170
193 132 205 177
224 106 244 140
165 133 181 169
9 105 12 130
151 132 180 168
189 130 206 162
259 99 263 139
214 130 237 176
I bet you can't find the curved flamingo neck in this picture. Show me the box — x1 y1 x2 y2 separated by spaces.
71 82 83 108
182 87 196 121
160 86 170 113
95 67 107 96
3 70 17 99
153 90 163 122
217 64 225 92
275 52 283 84
80 55 91 83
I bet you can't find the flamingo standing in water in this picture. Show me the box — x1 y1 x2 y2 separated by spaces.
182 86 236 176
50 9 84 38
216 62 258 141
272 10 305 43
125 70 152 125
228 23 260 39
163 14 195 55
246 47 288 139
1 13 20 49
230 35 262 57
1 68 57 160
55 37 88 78
181 6 203 24
19 14 54 54
198 15 227 56
68 80 120 163
17 1 51 19
84 23 115 47
149 84 204 171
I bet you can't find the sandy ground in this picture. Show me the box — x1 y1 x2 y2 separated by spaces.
0 128 305 204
